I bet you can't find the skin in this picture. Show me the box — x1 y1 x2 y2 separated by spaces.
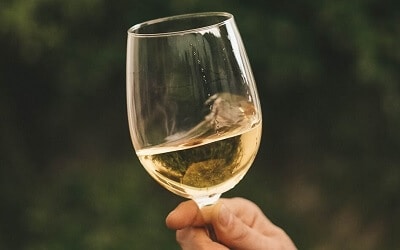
166 197 297 250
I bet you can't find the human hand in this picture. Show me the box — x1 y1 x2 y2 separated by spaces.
166 197 297 250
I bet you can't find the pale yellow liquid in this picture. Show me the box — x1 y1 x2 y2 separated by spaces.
136 123 262 199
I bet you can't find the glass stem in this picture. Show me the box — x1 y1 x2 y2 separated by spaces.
206 223 218 242
194 193 221 208
193 193 221 242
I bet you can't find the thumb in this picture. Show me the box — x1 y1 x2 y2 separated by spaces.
213 203 271 250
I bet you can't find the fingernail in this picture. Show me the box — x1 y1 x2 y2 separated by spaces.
218 204 232 226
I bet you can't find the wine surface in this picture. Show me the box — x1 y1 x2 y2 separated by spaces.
136 123 262 199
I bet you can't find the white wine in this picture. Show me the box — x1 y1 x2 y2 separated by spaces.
136 123 262 199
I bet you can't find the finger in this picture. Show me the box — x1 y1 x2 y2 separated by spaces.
219 197 285 238
220 197 275 231
212 202 278 250
176 227 228 250
217 198 298 249
166 200 205 229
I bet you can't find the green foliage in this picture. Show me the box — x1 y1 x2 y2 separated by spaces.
1 0 399 249
23 161 179 250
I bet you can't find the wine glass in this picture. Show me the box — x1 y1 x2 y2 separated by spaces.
127 12 261 214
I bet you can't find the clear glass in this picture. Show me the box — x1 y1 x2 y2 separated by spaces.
126 12 262 208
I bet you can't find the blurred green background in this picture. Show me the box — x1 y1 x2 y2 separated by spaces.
1 0 399 249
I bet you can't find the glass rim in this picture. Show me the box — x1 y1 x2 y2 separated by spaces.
127 12 234 37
